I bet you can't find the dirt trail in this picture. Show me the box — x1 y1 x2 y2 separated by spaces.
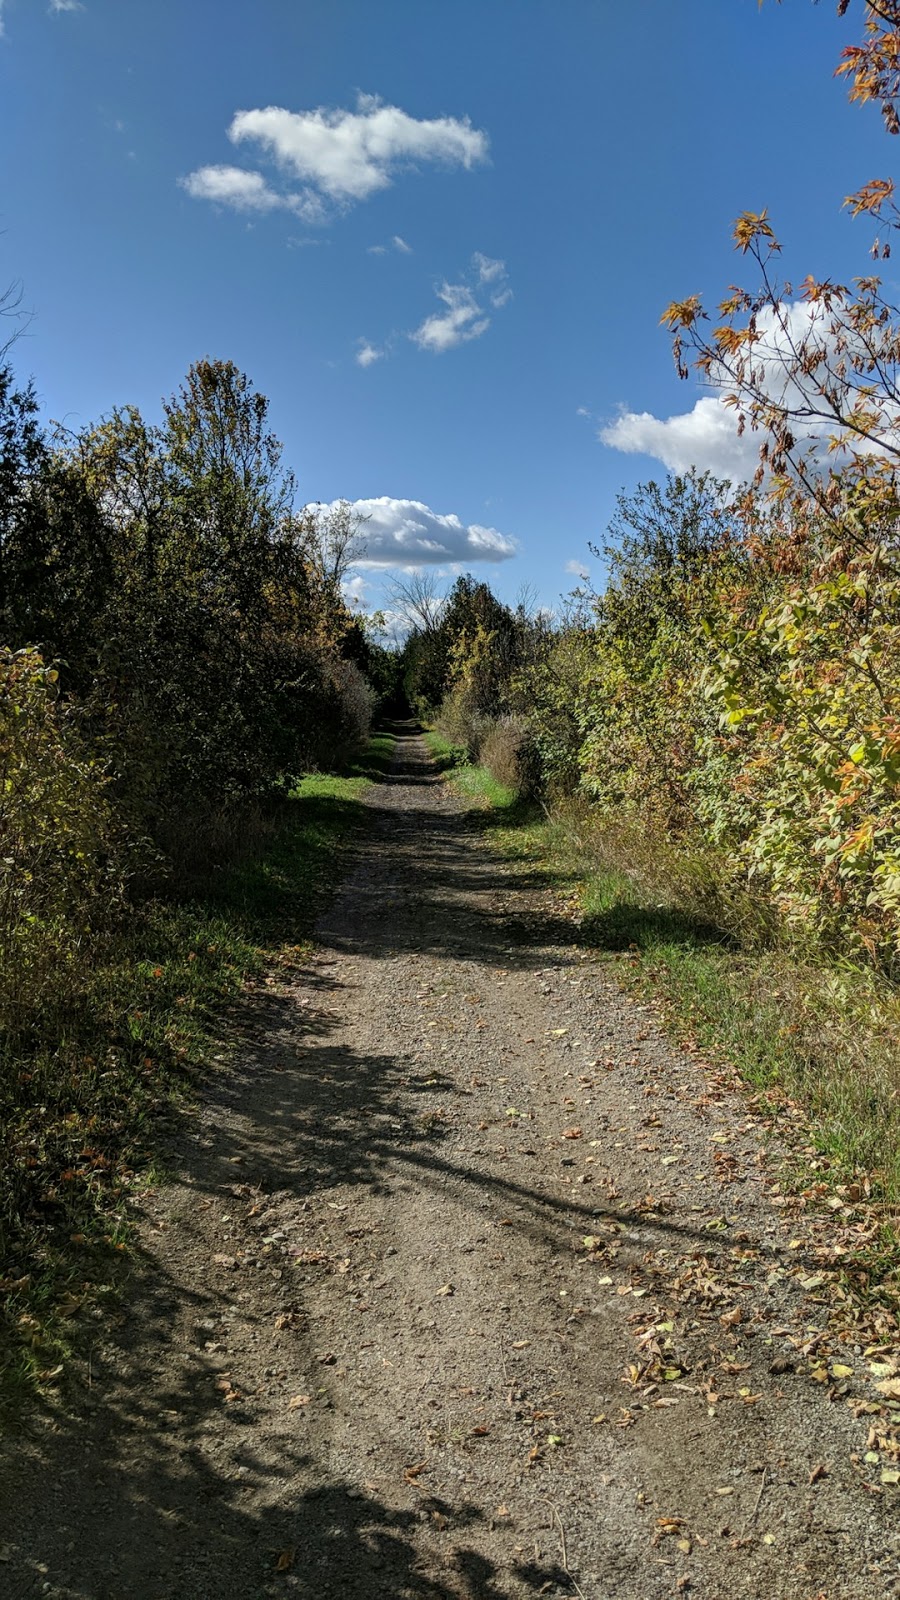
1 731 898 1599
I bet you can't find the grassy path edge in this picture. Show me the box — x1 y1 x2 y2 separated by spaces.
0 732 395 1409
432 740 900 1334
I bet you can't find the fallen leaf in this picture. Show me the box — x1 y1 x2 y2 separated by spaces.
809 1462 828 1484
288 1394 311 1409
275 1549 295 1572
562 1127 583 1140
404 1460 427 1482
436 1283 455 1297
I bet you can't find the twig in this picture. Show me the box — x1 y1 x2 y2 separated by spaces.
741 1467 768 1538
537 1497 587 1599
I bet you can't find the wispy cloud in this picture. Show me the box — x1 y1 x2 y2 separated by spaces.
412 282 489 354
411 253 511 354
368 235 413 257
355 339 384 368
316 495 517 566
184 94 487 223
50 0 83 12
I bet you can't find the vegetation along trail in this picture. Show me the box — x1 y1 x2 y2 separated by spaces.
2 730 897 1600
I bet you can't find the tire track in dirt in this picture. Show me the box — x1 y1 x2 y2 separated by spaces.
0 730 897 1598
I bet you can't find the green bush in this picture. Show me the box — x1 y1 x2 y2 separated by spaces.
0 648 126 1033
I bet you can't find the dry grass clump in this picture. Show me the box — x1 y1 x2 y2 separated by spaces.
479 716 542 800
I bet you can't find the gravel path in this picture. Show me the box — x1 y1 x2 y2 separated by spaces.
1 731 898 1599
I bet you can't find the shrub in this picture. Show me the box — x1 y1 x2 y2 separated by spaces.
479 715 541 799
0 648 127 1033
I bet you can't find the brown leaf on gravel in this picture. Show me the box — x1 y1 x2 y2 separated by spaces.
404 1460 427 1482
562 1127 583 1140
275 1549 295 1572
213 1254 237 1270
288 1394 311 1409
436 1283 455 1297
471 1424 491 1436
876 1379 900 1400
809 1461 829 1484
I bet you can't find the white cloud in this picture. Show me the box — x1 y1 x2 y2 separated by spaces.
601 395 760 480
50 0 83 11
601 300 895 481
367 243 387 255
179 163 323 221
316 496 517 566
411 253 511 355
226 93 487 204
473 252 504 283
565 560 589 579
181 165 282 212
342 573 370 608
392 234 412 253
355 339 384 368
411 282 489 354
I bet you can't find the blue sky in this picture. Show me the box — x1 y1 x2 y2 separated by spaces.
0 0 894 616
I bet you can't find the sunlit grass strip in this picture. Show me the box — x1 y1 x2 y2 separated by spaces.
423 732 518 810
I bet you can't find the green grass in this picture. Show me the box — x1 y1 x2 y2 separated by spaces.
423 730 519 810
0 732 394 1409
480 794 900 1218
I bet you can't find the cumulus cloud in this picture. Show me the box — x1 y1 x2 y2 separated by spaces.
355 339 384 368
411 253 511 354
601 395 760 480
601 300 892 481
177 93 488 224
565 559 589 580
316 496 516 566
180 164 323 221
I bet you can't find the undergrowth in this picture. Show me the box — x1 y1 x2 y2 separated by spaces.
0 734 394 1410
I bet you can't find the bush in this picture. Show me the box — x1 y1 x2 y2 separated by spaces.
0 648 127 1033
479 715 542 800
